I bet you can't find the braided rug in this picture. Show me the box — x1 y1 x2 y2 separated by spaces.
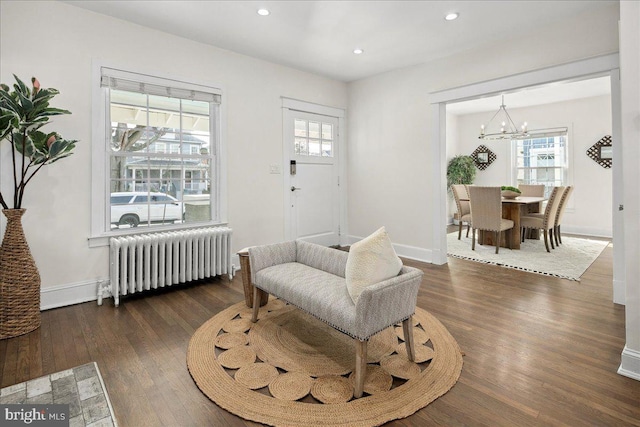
187 298 462 426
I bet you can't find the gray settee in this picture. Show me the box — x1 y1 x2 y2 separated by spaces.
248 240 424 398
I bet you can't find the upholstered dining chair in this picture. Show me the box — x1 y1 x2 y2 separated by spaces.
518 184 545 239
554 185 574 246
451 184 472 240
468 186 514 254
518 184 545 197
520 186 565 252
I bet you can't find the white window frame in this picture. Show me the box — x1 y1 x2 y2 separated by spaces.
90 61 227 247
510 128 570 198
154 142 167 154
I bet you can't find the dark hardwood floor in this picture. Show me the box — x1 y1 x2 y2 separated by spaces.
2 234 639 426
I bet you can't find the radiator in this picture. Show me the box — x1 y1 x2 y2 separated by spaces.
104 227 233 306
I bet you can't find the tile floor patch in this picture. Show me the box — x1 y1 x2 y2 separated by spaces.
82 394 110 424
87 417 115 427
78 376 102 401
51 368 74 381
53 375 78 398
26 376 52 398
74 364 98 382
0 390 26 404
0 382 25 397
26 391 53 404
0 363 117 427
55 393 82 418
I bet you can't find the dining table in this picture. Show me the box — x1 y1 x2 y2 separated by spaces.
477 196 546 250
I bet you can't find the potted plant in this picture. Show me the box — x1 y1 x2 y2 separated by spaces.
0 75 77 339
501 185 522 199
446 155 476 190
446 155 476 224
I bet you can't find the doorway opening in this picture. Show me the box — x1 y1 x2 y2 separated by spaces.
429 53 622 304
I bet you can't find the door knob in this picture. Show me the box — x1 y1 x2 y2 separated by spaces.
291 186 302 192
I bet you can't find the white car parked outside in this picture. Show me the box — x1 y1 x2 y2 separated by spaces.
111 192 184 227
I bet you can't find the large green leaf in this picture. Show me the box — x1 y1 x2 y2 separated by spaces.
16 91 33 112
12 74 29 96
33 87 59 101
0 90 21 114
38 107 71 117
13 132 37 158
47 139 76 164
29 130 49 152
0 110 17 140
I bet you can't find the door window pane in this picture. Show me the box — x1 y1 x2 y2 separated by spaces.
294 119 307 137
308 140 321 156
293 118 335 158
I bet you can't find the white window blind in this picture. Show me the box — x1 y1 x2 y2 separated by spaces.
100 68 221 104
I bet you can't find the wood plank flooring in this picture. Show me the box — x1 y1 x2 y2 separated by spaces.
2 236 639 426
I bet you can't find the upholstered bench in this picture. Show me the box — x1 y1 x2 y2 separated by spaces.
248 234 423 398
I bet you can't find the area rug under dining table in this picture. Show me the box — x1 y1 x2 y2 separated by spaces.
447 232 609 281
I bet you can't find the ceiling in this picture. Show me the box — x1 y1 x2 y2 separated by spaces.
63 1 615 83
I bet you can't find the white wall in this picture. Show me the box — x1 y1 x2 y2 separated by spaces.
447 94 613 237
619 0 640 381
347 2 619 260
0 1 347 303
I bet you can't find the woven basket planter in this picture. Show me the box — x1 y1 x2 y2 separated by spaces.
0 209 41 339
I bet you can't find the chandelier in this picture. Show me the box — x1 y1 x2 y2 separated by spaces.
479 95 529 140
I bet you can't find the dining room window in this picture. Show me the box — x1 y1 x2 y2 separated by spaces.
513 132 567 199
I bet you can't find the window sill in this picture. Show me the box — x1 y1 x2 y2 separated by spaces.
88 221 229 248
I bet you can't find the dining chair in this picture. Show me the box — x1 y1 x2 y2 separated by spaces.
468 186 514 254
518 184 545 197
518 184 546 238
553 185 574 246
451 184 472 240
520 186 565 252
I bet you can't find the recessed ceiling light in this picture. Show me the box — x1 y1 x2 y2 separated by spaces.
445 12 459 21
353 48 364 55
257 8 270 16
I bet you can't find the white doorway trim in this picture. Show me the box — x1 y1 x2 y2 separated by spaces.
281 97 347 245
428 53 622 302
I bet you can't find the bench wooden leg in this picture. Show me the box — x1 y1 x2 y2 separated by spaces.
402 316 416 362
354 339 368 398
251 286 261 323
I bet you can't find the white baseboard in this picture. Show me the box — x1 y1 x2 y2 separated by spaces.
618 346 640 381
346 235 432 263
41 260 241 310
613 279 626 306
40 279 105 310
562 225 612 239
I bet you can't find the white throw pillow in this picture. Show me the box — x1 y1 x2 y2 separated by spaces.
346 227 403 304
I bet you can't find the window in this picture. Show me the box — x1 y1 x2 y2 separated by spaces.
94 67 222 235
294 119 334 157
513 132 567 199
153 142 167 154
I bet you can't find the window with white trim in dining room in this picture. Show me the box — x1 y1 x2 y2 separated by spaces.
513 131 567 199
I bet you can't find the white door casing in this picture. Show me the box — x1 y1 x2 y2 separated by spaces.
282 99 345 246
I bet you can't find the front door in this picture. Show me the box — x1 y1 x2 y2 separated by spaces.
285 110 340 246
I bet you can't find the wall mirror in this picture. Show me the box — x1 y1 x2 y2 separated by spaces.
587 135 612 168
471 145 496 170
599 145 613 160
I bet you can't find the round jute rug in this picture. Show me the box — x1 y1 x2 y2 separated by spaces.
187 299 463 427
